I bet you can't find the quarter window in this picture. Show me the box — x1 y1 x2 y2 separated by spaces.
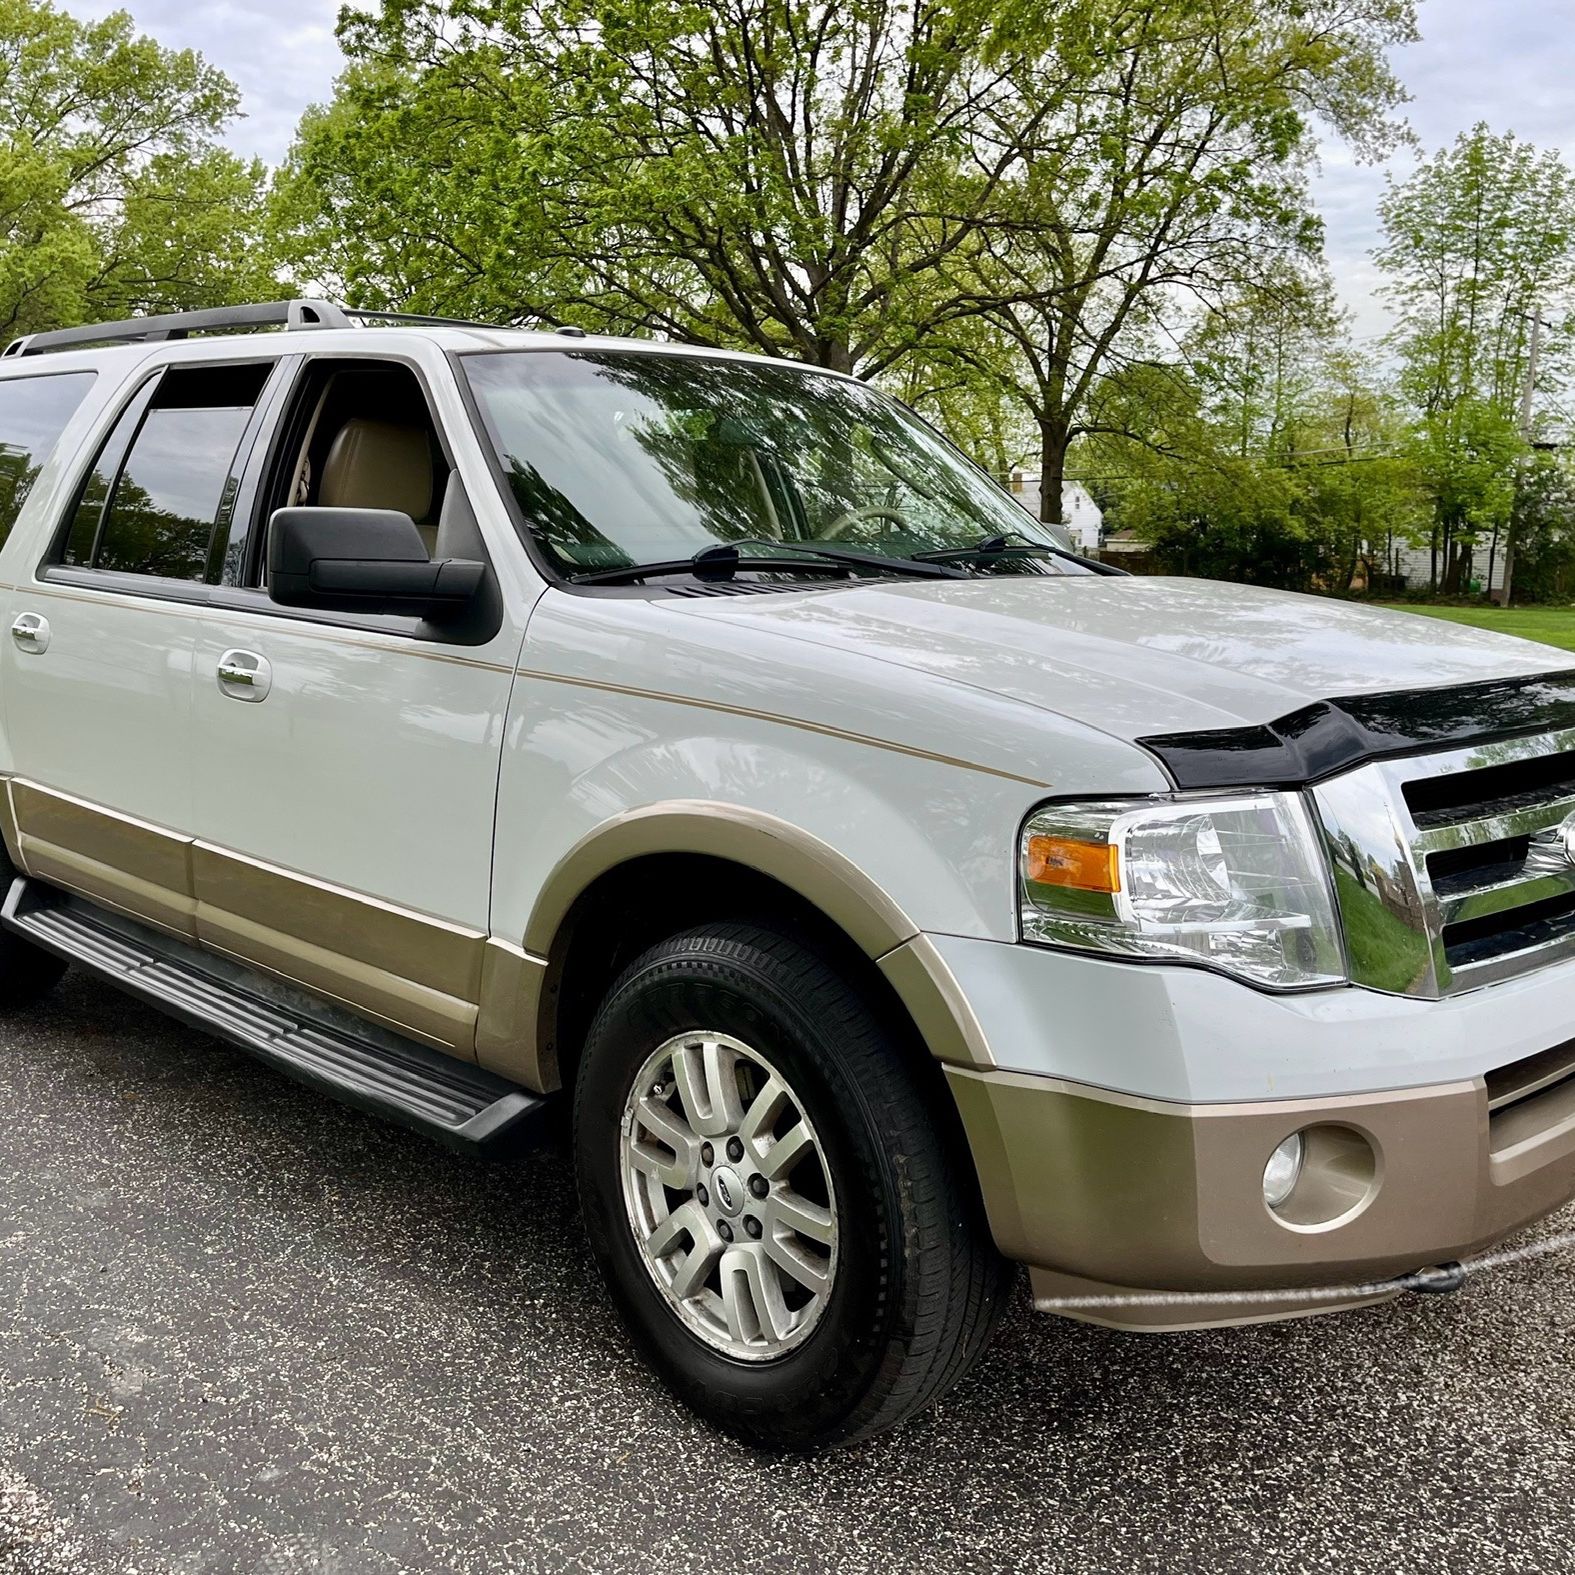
62 363 271 581
0 372 96 547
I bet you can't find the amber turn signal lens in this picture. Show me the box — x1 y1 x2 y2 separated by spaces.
1025 834 1120 893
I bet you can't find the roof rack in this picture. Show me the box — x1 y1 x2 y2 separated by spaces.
1 299 533 359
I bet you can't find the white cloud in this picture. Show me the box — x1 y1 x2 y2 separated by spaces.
57 0 343 164
1317 0 1575 339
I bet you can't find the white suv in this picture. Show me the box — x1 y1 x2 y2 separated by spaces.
3 300 1574 1449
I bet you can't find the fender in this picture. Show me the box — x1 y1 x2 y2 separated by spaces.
475 800 995 1090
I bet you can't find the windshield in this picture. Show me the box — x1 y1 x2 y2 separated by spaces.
462 350 1078 577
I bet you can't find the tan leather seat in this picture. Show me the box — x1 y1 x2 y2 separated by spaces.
319 418 437 555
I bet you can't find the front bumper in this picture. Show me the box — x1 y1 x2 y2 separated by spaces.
948 1062 1575 1330
914 937 1575 1330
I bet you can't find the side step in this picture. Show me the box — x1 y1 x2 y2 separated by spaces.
1 878 550 1156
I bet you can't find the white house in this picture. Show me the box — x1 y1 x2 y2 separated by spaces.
1004 473 1103 554
1387 540 1506 595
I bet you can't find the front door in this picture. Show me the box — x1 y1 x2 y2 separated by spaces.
0 358 281 938
188 350 529 1055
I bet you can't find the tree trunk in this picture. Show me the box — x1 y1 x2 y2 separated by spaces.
1442 532 1472 596
816 339 854 375
1342 545 1360 593
1038 418 1068 526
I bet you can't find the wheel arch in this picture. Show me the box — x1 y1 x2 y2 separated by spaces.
498 802 993 1095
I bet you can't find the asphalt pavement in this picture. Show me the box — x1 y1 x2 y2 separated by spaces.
1 969 1572 1573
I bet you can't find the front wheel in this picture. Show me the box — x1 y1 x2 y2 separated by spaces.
573 921 1010 1449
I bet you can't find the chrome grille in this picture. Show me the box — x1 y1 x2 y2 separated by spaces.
1312 728 1575 997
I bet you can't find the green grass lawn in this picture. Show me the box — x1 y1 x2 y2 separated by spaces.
1378 604 1575 653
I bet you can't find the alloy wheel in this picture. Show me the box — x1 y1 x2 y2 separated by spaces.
618 1030 839 1361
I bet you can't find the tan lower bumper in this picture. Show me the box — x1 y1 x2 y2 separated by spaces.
946 1061 1575 1332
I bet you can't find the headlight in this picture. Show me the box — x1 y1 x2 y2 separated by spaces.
1019 793 1345 989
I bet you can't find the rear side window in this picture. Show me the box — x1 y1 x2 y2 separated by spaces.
62 363 271 581
0 372 96 548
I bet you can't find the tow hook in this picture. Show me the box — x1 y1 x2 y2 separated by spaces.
1401 1261 1467 1296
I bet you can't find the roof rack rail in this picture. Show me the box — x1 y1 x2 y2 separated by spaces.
2 299 554 360
2 299 351 359
336 306 526 331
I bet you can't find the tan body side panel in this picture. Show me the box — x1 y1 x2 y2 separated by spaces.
190 842 486 1051
10 781 196 938
474 937 549 1086
0 780 26 870
197 905 478 1051
6 778 488 1055
190 846 486 1054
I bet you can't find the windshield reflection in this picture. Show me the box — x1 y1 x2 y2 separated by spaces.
464 350 1077 579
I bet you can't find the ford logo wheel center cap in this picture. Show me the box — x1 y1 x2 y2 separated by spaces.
711 1166 744 1217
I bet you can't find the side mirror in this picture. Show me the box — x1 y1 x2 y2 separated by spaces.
267 507 485 619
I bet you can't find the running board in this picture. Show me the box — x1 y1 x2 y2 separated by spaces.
1 878 549 1155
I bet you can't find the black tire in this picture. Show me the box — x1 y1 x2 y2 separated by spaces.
573 921 1011 1450
0 851 65 1010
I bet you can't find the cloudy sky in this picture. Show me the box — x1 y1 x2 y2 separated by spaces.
59 0 1575 340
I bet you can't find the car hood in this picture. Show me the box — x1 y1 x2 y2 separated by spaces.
665 576 1570 742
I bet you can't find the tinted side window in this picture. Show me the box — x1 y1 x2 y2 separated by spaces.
0 372 96 547
63 363 270 581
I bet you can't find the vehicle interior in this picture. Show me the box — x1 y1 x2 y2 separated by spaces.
267 362 449 565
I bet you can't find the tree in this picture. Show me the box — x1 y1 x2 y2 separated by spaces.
1376 125 1575 597
269 58 579 324
887 318 1034 480
1188 266 1342 461
1300 348 1425 592
1080 269 1430 591
280 0 1060 365
0 0 279 343
931 0 1417 520
281 0 1415 523
1499 449 1575 602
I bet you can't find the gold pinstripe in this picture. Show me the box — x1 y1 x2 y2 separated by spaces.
513 667 1050 788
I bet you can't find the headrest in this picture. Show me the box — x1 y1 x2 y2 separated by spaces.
319 418 433 521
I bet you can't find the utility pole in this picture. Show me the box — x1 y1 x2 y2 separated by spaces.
1498 308 1542 607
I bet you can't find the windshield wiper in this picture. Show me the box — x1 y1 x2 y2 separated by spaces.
568 539 968 586
914 531 1121 576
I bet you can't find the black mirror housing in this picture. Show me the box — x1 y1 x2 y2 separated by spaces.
268 507 485 619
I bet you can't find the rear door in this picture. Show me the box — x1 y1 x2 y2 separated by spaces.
188 347 531 1056
0 357 283 937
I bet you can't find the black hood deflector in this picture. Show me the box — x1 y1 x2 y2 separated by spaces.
1140 668 1575 790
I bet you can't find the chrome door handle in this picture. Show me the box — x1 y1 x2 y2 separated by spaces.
10 612 49 654
216 649 271 702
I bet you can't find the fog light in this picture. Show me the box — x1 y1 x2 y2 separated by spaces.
1262 1132 1305 1210
1263 1124 1380 1230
